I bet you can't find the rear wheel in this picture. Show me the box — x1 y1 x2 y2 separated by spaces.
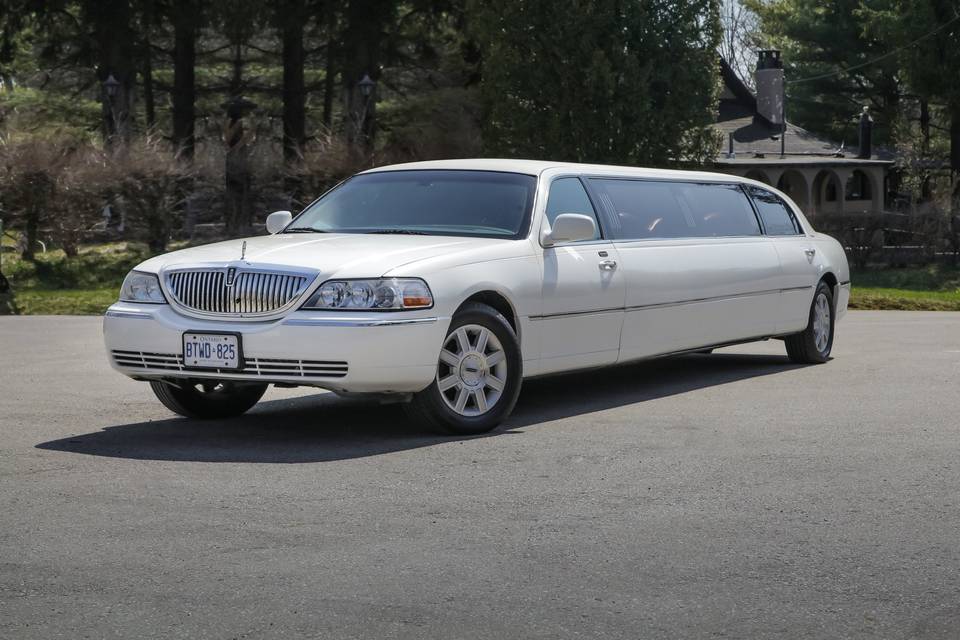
150 380 268 419
404 302 522 435
785 281 834 364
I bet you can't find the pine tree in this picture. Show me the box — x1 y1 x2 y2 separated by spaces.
472 0 722 166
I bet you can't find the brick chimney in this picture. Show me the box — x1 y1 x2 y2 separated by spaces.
755 50 784 127
857 106 873 159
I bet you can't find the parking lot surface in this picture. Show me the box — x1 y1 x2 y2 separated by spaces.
1 312 959 639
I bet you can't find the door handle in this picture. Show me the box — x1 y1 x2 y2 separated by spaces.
599 260 618 271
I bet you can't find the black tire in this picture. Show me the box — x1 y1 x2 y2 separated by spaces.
149 380 268 419
785 280 835 364
404 302 522 435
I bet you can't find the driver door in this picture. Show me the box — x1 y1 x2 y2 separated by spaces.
537 177 625 375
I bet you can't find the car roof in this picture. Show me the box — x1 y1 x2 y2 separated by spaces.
358 158 743 182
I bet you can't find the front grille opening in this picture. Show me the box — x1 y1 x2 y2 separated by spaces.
111 350 347 378
166 269 311 315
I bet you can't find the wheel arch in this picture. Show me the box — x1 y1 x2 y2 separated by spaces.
455 290 520 341
820 271 838 293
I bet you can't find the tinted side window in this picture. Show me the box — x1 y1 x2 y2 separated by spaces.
592 180 760 239
673 183 760 237
545 177 600 239
747 186 801 235
594 180 689 239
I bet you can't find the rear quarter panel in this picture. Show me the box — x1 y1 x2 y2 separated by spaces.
813 232 851 318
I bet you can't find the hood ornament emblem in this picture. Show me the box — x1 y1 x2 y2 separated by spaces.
240 240 247 261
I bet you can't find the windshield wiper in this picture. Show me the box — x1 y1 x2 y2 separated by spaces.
283 227 329 234
363 229 429 235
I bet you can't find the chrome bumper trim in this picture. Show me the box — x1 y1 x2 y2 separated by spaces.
104 310 154 320
282 317 438 328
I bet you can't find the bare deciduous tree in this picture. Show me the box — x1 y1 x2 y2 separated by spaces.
720 0 760 90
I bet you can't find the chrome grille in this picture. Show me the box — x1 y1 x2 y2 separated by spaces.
111 350 348 379
165 269 311 315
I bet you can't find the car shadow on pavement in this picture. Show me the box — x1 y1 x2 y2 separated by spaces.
36 352 807 463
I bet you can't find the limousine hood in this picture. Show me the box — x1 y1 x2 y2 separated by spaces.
136 233 521 279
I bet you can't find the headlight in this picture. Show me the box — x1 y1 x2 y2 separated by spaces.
119 271 167 304
301 278 433 310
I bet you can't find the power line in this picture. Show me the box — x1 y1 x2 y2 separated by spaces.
787 11 960 85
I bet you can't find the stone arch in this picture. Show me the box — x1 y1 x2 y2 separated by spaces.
845 169 873 203
744 169 771 185
812 170 843 214
776 170 810 212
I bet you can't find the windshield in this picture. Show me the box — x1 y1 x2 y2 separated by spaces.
285 170 537 239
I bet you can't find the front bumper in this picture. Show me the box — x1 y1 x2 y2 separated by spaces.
103 304 449 393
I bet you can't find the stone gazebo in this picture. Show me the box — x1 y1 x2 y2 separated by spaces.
714 51 894 217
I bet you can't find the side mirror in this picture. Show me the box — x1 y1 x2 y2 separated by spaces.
265 210 293 234
542 213 597 246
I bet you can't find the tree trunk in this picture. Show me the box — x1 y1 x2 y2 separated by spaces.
171 0 198 160
22 208 38 261
323 3 337 128
919 99 930 154
21 173 51 261
281 0 307 162
88 0 136 146
951 107 960 183
341 0 392 152
141 0 156 128
323 50 335 128
143 43 155 128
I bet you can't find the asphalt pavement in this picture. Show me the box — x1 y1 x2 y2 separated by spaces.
1 312 959 639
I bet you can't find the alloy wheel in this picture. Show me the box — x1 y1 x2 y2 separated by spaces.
436 324 508 416
812 292 831 353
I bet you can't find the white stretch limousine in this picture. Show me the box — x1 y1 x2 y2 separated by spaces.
104 159 850 434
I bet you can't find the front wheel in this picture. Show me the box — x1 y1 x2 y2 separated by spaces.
404 302 522 435
785 281 835 364
150 380 268 419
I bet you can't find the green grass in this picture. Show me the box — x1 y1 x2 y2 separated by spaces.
2 242 150 289
851 264 960 292
848 265 960 311
1 241 148 315
3 288 119 315
850 287 960 311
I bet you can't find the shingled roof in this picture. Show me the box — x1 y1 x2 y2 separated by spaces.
715 59 893 165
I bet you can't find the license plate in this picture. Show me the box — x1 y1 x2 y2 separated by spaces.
182 333 241 370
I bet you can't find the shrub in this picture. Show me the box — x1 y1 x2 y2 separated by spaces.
115 141 194 253
0 140 62 259
281 132 363 211
48 147 117 257
0 140 118 258
809 211 953 269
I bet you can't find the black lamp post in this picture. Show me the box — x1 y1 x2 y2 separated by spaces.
102 73 122 145
103 73 120 99
355 73 377 150
358 73 375 98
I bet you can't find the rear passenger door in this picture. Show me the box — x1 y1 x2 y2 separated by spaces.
588 178 782 361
